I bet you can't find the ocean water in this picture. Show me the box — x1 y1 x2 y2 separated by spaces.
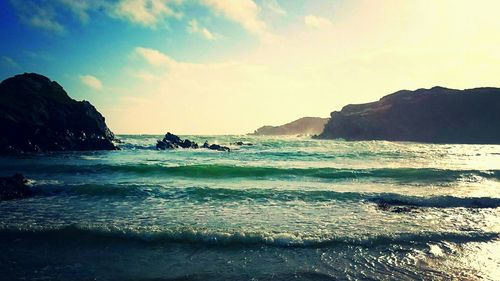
0 135 499 281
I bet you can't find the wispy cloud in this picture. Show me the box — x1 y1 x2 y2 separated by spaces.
9 0 180 32
134 47 178 67
57 0 94 23
264 0 286 16
132 46 236 72
80 74 103 90
202 0 267 36
9 0 274 38
9 0 66 34
187 19 216 40
24 50 53 61
1 56 21 69
114 0 182 27
304 15 332 29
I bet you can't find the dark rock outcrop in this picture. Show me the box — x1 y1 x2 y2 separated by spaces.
0 174 32 200
0 73 117 153
156 132 199 149
251 117 329 136
202 141 210 149
318 86 500 144
157 133 229 151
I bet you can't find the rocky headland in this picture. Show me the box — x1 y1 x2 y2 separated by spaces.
318 86 500 144
0 73 117 153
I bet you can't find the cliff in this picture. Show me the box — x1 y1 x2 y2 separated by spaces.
0 73 117 153
318 86 500 144
251 117 329 136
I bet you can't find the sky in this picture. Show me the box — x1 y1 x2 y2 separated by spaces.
1 0 500 134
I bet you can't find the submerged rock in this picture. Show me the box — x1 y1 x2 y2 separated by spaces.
156 133 229 151
231 141 253 146
0 73 117 153
208 144 230 152
376 202 418 213
0 174 32 200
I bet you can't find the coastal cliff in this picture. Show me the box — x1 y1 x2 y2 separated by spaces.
251 117 329 136
0 73 117 153
318 86 500 144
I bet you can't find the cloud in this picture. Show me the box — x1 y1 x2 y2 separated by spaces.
9 0 272 38
134 47 178 67
114 0 181 27
187 19 216 40
9 0 181 31
264 0 286 16
202 0 267 36
132 46 236 74
304 15 332 29
80 75 103 90
9 0 66 34
1 56 21 69
24 50 53 61
57 0 94 23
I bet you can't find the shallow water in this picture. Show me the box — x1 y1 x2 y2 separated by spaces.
0 135 499 280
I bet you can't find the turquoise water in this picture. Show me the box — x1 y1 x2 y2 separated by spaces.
0 135 499 280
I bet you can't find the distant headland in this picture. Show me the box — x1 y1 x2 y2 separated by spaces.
250 117 329 136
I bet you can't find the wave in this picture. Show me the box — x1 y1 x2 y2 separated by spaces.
367 194 500 209
35 183 500 208
37 184 365 202
0 226 497 248
8 163 500 182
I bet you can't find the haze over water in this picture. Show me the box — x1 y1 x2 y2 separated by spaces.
0 135 498 280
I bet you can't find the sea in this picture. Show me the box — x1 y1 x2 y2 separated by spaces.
0 135 499 281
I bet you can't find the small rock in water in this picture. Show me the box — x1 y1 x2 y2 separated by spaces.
0 174 32 200
164 132 182 144
202 141 210 149
376 202 418 213
231 141 253 146
181 139 198 149
208 144 230 152
156 139 178 149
